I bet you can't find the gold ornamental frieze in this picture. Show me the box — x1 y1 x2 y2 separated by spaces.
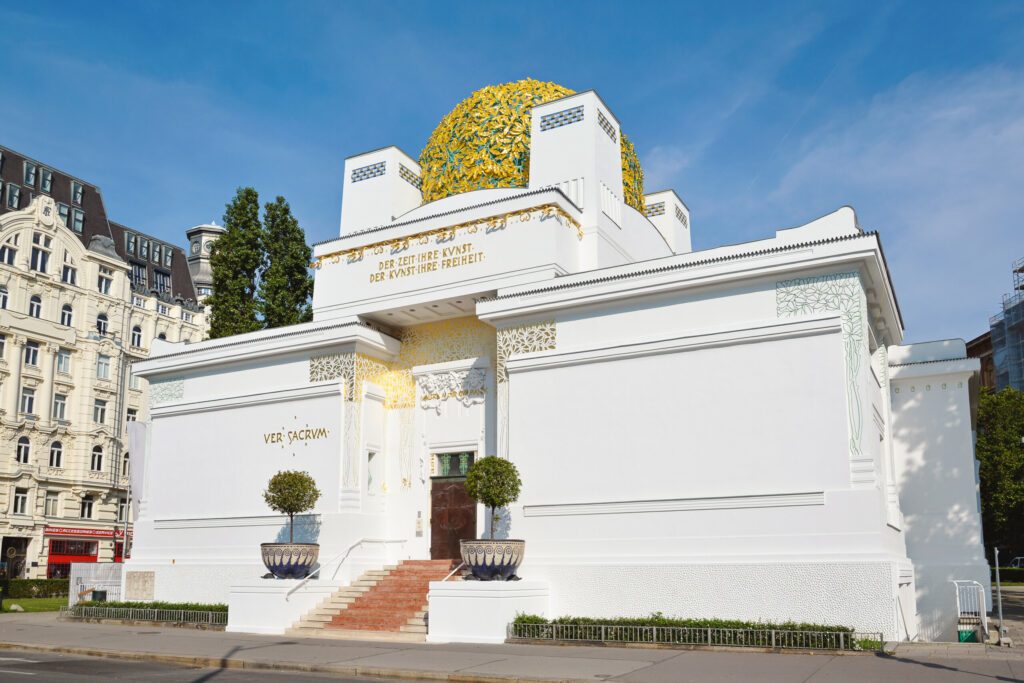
312 203 582 271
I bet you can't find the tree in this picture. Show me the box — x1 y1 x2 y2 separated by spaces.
263 470 321 544
258 196 313 328
977 387 1024 559
207 187 265 339
464 456 522 540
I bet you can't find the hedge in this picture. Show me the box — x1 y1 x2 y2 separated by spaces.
76 600 228 612
513 613 854 633
0 579 69 598
993 567 1024 583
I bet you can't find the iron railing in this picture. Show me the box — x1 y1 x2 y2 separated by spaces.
60 606 227 625
952 580 989 640
507 622 883 651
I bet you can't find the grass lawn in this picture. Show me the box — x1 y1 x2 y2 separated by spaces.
0 597 67 613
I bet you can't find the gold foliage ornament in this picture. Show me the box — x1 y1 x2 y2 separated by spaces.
419 79 646 214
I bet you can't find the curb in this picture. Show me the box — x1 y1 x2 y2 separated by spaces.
0 641 580 683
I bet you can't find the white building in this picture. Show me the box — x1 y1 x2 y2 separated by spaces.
127 80 988 642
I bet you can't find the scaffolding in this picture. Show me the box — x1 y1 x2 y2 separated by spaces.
990 257 1024 390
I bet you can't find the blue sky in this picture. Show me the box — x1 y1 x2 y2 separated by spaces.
2 1 1022 342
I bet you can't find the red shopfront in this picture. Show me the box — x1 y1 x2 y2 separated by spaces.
44 527 128 579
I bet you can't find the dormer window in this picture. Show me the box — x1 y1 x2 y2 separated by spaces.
71 181 84 206
139 239 149 260
152 243 161 264
70 209 84 233
40 169 52 193
6 183 20 209
57 203 70 226
23 162 37 187
164 249 173 267
125 232 136 254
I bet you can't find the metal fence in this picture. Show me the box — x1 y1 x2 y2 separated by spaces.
60 606 227 625
508 622 884 651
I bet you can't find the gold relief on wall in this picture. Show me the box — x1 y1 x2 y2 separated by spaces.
496 320 557 382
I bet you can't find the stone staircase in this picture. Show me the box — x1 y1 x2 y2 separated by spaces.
288 559 460 642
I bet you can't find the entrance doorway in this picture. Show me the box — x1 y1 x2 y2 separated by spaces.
0 537 29 579
430 452 477 560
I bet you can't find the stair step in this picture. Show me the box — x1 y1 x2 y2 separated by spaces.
400 624 428 633
287 627 425 643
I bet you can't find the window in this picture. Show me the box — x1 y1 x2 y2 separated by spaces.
139 239 149 260
56 348 71 373
60 304 73 326
164 249 173 267
157 303 170 316
157 332 167 340
0 334 5 358
0 234 17 265
154 270 171 294
125 232 136 254
130 262 147 288
45 491 59 517
71 181 83 205
20 388 35 414
126 408 138 421
90 445 103 471
30 233 51 272
28 295 42 318
117 497 127 522
49 441 63 468
0 285 6 308
16 437 30 463
13 488 28 515
52 394 66 421
131 326 142 347
23 162 37 186
70 209 84 233
24 341 39 366
198 286 212 297
181 311 193 323
96 313 108 335
151 243 161 264
80 495 93 519
97 354 110 380
132 295 145 308
97 267 113 294
61 264 77 285
40 169 52 193
57 203 70 226
93 399 107 424
6 183 20 209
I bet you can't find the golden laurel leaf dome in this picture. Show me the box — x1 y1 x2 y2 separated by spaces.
418 79 645 213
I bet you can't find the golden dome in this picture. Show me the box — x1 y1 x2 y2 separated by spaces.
418 79 645 212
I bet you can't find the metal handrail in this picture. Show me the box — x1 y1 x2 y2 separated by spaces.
442 562 465 582
286 537 405 597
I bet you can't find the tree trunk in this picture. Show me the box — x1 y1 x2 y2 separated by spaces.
488 506 493 539
289 513 294 543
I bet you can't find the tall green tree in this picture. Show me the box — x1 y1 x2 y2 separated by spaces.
977 387 1024 558
258 196 313 328
207 187 265 339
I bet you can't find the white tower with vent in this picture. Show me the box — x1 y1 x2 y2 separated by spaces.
338 146 423 235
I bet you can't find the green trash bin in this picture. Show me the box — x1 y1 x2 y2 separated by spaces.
958 629 978 643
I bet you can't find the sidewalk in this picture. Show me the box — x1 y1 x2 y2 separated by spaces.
0 612 1021 682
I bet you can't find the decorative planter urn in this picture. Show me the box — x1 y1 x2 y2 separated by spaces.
460 539 525 581
260 543 319 579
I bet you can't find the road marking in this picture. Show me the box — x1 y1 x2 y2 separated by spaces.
0 669 35 675
0 658 39 662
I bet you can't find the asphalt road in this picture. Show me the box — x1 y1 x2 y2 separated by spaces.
0 649 427 682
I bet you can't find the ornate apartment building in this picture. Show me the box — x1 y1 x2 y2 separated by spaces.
0 146 212 578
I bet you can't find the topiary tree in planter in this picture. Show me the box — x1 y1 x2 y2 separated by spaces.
465 456 522 540
260 470 323 580
462 456 525 580
263 470 321 543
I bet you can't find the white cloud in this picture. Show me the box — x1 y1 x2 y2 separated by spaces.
770 66 1024 342
643 145 691 191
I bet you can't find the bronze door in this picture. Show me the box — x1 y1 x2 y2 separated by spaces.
430 478 477 560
